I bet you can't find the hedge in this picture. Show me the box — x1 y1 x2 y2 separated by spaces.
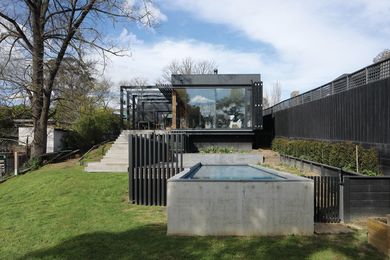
272 138 380 176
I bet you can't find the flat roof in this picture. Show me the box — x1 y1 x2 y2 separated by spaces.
171 74 261 86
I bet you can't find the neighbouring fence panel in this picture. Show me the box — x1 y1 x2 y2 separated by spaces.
129 133 185 206
0 152 29 182
343 176 390 222
307 176 340 223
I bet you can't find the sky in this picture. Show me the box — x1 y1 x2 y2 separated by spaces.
101 0 390 101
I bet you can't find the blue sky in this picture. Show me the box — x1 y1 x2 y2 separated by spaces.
102 0 390 101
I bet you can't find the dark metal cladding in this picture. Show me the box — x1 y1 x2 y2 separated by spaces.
171 74 261 87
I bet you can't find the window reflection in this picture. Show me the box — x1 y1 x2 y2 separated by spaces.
176 87 252 129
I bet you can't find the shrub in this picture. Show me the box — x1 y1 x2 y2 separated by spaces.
64 108 120 151
199 146 237 154
272 138 381 176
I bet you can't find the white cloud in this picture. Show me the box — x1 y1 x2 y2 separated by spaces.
102 36 264 86
124 0 167 25
190 95 214 104
164 0 390 98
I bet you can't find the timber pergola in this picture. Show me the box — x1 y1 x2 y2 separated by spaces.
120 85 173 130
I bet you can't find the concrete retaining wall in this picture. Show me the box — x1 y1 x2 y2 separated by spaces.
182 153 263 168
167 167 313 236
280 155 360 177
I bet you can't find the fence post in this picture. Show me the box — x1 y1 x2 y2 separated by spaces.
343 176 350 223
338 169 344 223
355 145 359 173
14 152 18 176
128 134 134 203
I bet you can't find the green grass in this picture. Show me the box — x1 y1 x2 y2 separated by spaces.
0 161 387 259
262 163 306 176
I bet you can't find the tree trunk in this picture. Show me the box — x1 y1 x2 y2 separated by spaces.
30 4 47 161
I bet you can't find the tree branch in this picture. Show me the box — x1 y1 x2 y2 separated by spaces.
0 11 33 50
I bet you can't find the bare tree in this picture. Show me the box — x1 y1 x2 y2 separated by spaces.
262 86 270 109
262 96 270 109
120 77 149 87
158 57 217 84
373 49 390 63
93 78 115 109
270 81 282 106
0 0 160 160
119 77 149 100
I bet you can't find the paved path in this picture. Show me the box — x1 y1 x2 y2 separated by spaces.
314 223 353 234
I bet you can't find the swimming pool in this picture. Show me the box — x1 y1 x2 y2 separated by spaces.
167 164 314 236
184 165 284 180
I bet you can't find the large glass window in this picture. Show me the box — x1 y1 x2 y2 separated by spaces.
176 87 252 129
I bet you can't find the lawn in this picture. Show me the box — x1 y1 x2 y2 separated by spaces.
0 161 386 259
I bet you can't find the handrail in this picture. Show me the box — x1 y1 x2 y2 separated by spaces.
264 57 390 115
78 139 114 163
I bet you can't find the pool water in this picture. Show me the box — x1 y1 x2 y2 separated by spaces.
186 165 284 180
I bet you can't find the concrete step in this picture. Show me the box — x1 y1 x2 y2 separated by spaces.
100 158 129 164
103 151 129 156
85 162 128 172
102 156 128 161
105 146 128 151
110 143 128 147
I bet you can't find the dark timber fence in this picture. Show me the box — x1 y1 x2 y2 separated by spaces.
128 132 186 206
343 176 390 222
263 58 390 174
307 176 340 223
281 154 390 222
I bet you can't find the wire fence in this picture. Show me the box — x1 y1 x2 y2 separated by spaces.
264 58 390 115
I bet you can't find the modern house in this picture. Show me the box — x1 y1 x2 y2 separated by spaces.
120 73 263 150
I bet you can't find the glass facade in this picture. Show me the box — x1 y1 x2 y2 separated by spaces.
176 87 252 129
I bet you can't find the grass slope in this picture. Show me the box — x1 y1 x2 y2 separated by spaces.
0 161 386 259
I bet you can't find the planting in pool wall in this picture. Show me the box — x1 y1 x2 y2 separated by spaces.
167 164 314 236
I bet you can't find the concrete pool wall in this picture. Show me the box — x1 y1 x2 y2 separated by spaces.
167 165 314 236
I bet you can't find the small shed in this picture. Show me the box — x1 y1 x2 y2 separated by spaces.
18 126 68 153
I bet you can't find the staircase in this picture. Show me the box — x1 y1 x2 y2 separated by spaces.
85 130 166 172
85 131 130 172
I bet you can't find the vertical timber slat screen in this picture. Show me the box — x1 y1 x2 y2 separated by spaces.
307 176 340 223
128 133 185 206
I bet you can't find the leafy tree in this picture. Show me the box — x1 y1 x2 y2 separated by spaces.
51 59 113 128
0 104 31 137
65 107 120 151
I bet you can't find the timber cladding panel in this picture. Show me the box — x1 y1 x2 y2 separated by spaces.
343 177 390 222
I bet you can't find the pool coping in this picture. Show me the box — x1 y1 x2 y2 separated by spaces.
168 163 313 183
